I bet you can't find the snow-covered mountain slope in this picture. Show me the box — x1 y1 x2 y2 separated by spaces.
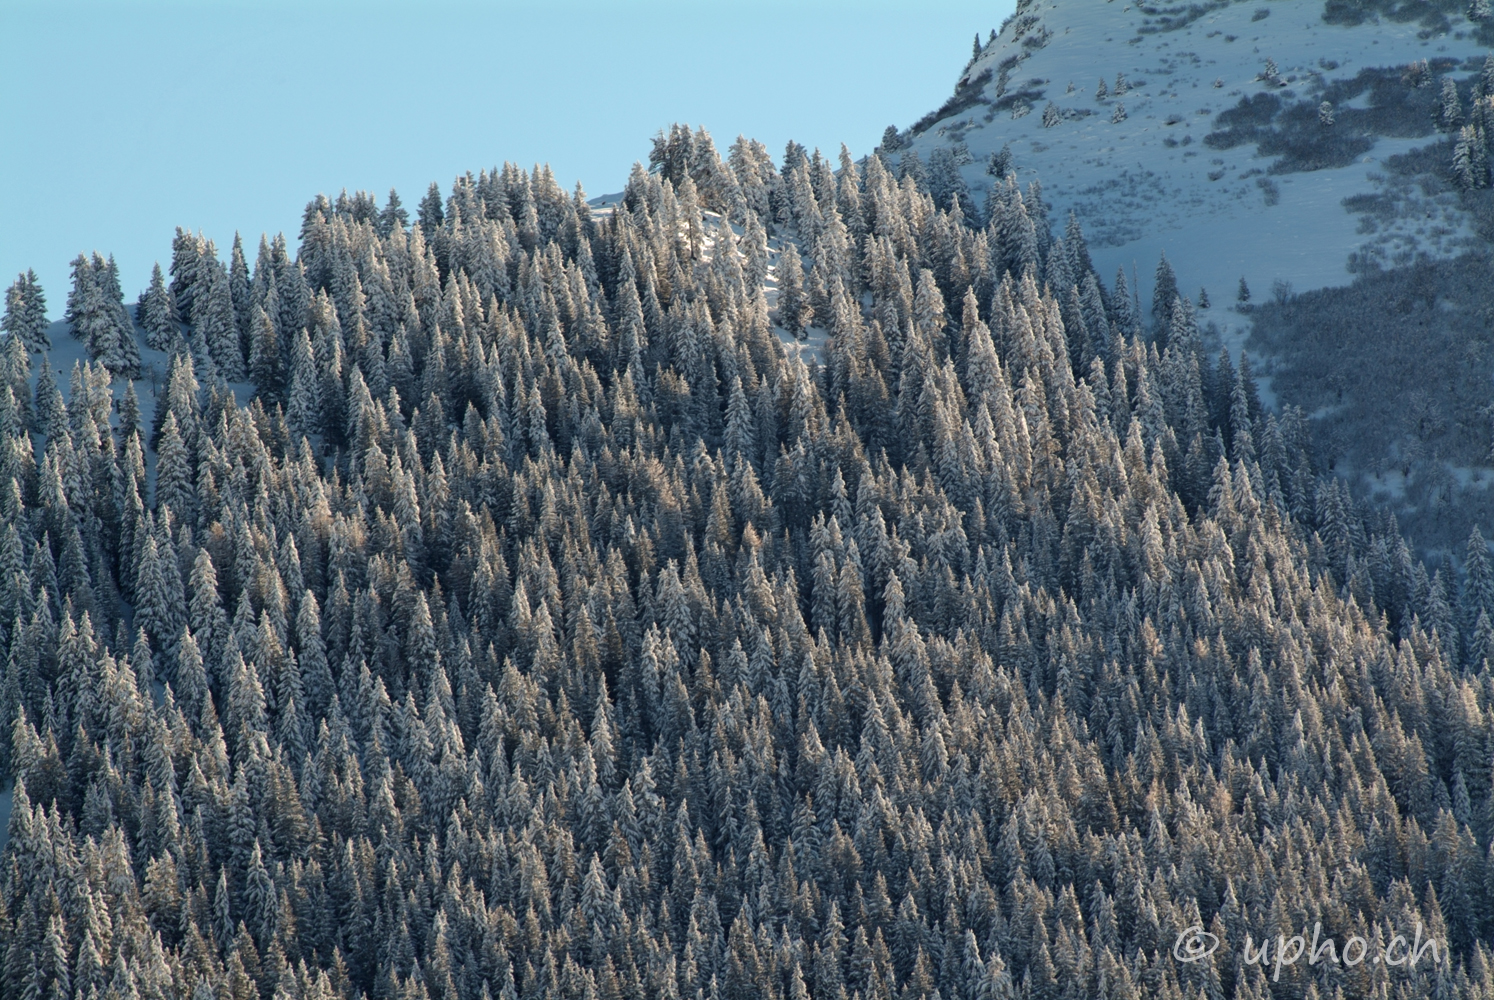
899 0 1488 358
897 0 1494 554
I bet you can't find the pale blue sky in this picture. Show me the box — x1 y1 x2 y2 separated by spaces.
1 0 1014 315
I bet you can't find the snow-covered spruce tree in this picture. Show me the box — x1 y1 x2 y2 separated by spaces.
1454 125 1486 187
1111 265 1135 334
986 143 1013 179
722 374 757 471
776 241 811 337
139 261 179 351
1454 128 1477 186
196 256 245 380
247 304 282 399
376 187 408 237
2 270 49 352
1111 102 1127 123
65 253 100 346
66 252 134 372
417 181 444 238
167 226 202 324
95 254 140 377
1441 78 1464 131
927 147 971 216
897 148 926 189
229 232 254 343
285 325 319 437
1152 250 1179 333
133 524 184 654
154 410 194 525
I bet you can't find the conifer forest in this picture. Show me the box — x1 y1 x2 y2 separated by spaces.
5 120 1494 1000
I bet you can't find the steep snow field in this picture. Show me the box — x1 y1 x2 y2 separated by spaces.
903 0 1487 330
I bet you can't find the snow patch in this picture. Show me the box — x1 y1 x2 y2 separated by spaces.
906 0 1487 346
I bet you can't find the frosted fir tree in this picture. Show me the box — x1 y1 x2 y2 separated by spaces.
65 254 115 361
197 261 245 381
928 147 971 213
1114 72 1128 95
229 233 253 342
247 305 282 398
1471 123 1491 187
417 181 444 238
1042 103 1062 128
1168 295 1199 350
1111 266 1134 335
986 144 1013 179
1319 101 1335 126
1454 126 1482 188
134 530 184 651
1096 77 1109 101
23 270 48 350
96 254 140 377
723 375 757 470
154 411 195 524
376 187 408 237
1237 276 1251 303
285 326 319 438
898 149 927 189
776 242 811 337
1440 78 1464 132
117 378 142 441
912 267 947 346
102 308 141 377
741 211 769 290
2 270 49 352
34 353 65 440
168 227 203 324
1 278 28 351
1152 252 1179 332
1473 0 1492 20
139 262 179 352
1111 102 1127 123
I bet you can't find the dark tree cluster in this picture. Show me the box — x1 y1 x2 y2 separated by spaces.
3 126 1494 1000
2 271 49 355
63 254 140 379
1452 59 1494 188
